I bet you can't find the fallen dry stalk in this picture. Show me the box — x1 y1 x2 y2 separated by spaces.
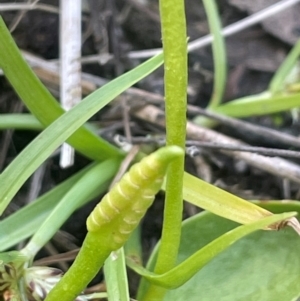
133 105 300 185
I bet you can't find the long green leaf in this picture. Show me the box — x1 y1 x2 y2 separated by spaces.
0 17 119 161
0 53 164 215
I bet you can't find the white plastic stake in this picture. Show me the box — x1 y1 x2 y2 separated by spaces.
59 0 82 168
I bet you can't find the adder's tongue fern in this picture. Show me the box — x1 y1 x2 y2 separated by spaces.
87 145 184 248
45 146 184 301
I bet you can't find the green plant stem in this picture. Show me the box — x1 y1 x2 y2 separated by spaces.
45 232 112 301
145 0 187 300
0 17 121 161
203 0 227 109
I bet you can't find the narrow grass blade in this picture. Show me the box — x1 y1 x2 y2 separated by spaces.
269 40 300 94
22 158 121 257
0 163 97 251
180 172 276 228
203 0 227 109
214 91 300 117
0 53 164 215
124 226 143 266
104 248 130 301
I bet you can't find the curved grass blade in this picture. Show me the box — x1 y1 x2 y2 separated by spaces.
0 53 164 215
148 203 300 301
203 0 227 109
128 212 296 291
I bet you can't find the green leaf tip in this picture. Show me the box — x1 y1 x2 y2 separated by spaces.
86 146 184 249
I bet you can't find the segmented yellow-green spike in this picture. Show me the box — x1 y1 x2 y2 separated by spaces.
86 145 184 248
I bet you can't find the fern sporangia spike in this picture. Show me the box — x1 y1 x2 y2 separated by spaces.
87 145 184 249
44 146 184 301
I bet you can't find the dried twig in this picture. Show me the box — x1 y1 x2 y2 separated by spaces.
185 142 300 159
133 105 300 184
188 106 300 149
0 2 58 13
9 0 40 32
33 249 79 266
109 145 140 189
120 135 300 159
68 0 300 62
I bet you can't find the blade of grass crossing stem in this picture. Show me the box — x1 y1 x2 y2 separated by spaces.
203 0 227 109
0 17 119 161
269 40 300 94
22 158 121 258
129 212 296 292
0 164 95 251
0 53 164 215
104 248 130 301
0 114 43 130
214 91 300 118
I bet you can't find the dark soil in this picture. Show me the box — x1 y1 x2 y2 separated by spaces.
0 0 300 298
